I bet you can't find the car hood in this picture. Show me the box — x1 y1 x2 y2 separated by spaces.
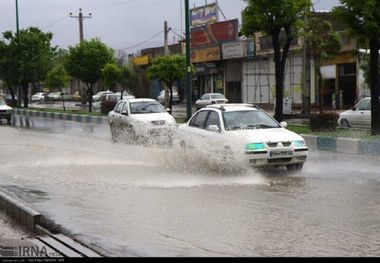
0 104 12 110
339 110 354 117
227 128 304 144
131 113 176 125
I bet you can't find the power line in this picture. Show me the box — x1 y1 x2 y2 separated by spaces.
42 15 69 30
122 30 163 51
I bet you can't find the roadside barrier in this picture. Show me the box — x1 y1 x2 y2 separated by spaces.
302 134 380 157
14 109 108 125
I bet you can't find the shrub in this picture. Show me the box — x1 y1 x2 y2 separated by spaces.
101 100 117 115
309 113 339 132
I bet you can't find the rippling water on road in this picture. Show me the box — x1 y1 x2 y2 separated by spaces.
0 116 379 257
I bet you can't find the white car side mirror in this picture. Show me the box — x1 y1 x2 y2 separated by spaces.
280 122 288 128
207 125 221 133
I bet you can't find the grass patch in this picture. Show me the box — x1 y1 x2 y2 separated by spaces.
287 124 312 135
28 107 105 117
175 118 187 124
287 124 380 141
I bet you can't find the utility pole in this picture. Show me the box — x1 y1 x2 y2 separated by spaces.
15 0 21 108
164 21 171 109
185 0 192 120
70 8 92 43
302 6 311 114
70 8 92 105
164 21 170 55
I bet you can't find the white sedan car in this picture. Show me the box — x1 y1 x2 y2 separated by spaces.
338 97 380 129
108 98 177 144
177 104 308 171
157 89 180 105
195 93 228 110
0 97 13 124
31 92 47 102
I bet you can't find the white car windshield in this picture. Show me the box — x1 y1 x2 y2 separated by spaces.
223 110 281 131
130 101 166 114
0 98 6 105
211 94 225 100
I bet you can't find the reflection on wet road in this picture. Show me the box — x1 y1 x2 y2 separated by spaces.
0 116 379 256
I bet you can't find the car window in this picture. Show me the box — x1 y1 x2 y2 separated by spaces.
0 98 5 106
189 111 209 129
121 102 129 113
114 102 124 113
356 100 369 111
205 111 221 129
130 101 166 114
223 110 281 131
201 95 209 100
211 94 225 100
366 101 371 111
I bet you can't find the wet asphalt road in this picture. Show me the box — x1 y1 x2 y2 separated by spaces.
0 115 379 257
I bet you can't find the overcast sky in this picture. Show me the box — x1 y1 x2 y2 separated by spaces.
0 0 340 54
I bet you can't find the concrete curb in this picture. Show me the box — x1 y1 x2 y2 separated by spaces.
14 109 108 125
0 188 41 233
302 134 380 157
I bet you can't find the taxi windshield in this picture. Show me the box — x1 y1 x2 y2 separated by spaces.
223 110 280 131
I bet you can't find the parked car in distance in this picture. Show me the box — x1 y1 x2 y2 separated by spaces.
0 97 13 124
177 104 308 171
31 92 48 103
93 91 136 111
157 88 180 105
47 92 73 101
195 93 228 110
338 97 380 129
92 90 114 102
108 98 177 144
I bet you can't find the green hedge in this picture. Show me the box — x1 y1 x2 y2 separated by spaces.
310 113 339 132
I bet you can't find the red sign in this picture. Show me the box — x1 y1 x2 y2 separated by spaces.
191 19 239 48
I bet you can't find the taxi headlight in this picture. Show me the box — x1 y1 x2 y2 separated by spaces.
245 143 265 151
293 140 306 148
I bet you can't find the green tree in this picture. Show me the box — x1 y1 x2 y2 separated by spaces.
44 65 70 111
333 0 380 135
148 55 188 112
0 39 18 106
303 16 342 113
242 0 310 122
65 38 114 112
0 27 54 108
101 63 121 93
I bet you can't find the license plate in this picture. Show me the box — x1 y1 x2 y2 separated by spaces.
269 150 293 158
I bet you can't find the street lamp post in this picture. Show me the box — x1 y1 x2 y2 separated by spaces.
185 0 192 120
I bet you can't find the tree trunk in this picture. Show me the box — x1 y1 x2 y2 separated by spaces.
316 61 324 114
121 86 125 100
60 88 66 111
167 83 173 114
369 37 380 135
8 86 16 107
272 30 292 122
87 83 94 113
22 83 29 108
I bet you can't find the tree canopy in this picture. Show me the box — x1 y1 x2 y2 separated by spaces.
242 0 310 122
148 55 188 111
65 38 115 112
0 27 54 107
333 0 380 135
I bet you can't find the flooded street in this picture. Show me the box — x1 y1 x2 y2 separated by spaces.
0 116 379 256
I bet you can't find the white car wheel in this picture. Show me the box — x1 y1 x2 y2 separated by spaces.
341 119 350 128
